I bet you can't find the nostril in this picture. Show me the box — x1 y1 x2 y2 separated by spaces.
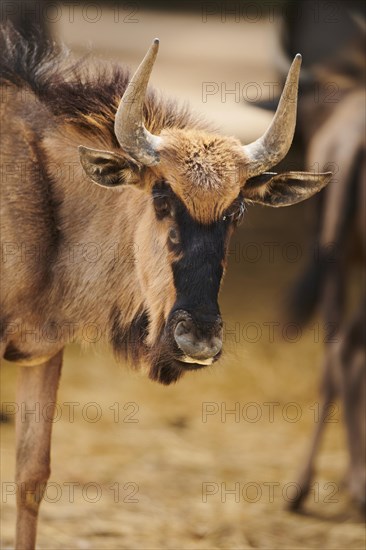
174 327 222 361
174 320 192 338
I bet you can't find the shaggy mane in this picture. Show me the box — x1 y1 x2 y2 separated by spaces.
0 23 207 146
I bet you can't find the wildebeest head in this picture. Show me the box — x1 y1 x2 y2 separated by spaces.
79 40 331 384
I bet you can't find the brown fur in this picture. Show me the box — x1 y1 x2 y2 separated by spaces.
156 129 245 223
0 25 330 378
0 27 252 369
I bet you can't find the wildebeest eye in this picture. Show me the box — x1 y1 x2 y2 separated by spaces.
153 196 171 219
168 227 180 245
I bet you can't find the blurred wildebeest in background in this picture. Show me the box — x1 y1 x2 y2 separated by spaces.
261 0 365 509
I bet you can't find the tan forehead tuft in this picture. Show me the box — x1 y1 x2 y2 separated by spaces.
156 129 245 223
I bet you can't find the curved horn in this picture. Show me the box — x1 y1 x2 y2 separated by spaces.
114 38 162 165
243 54 302 178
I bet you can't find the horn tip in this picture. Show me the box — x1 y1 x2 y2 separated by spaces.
153 38 160 45
295 53 302 62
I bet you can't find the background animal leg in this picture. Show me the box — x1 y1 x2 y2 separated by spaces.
288 355 337 511
339 302 366 507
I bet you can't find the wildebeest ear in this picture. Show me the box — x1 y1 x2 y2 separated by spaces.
242 171 332 207
78 145 141 187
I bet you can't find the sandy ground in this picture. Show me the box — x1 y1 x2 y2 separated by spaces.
1 6 365 550
1 210 364 549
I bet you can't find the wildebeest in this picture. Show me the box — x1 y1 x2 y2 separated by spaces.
0 25 330 548
273 4 366 509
